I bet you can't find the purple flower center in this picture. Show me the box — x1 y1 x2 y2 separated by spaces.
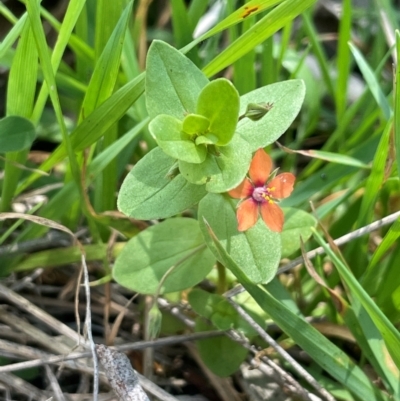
252 186 272 203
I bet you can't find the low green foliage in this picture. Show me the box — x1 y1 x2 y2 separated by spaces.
0 0 399 399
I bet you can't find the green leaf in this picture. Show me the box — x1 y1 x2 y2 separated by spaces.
281 208 317 258
149 114 207 163
189 288 257 336
198 193 281 284
197 78 240 146
182 114 210 135
145 40 209 119
0 116 35 153
117 147 207 219
179 134 252 193
194 318 248 377
113 218 215 294
237 80 305 151
189 289 236 330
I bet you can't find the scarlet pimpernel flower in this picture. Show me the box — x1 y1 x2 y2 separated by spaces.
228 149 295 232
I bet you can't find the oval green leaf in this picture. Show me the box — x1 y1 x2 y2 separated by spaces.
195 318 248 377
281 208 317 258
145 40 209 119
0 116 35 153
179 134 252 193
149 114 207 163
182 114 210 135
198 193 281 284
197 78 240 146
117 147 207 219
189 288 256 336
113 218 215 295
237 80 305 151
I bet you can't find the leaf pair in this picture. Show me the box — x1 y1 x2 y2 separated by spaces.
150 78 240 164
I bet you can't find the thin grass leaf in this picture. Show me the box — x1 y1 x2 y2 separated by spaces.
39 5 94 68
17 73 146 194
25 0 83 215
171 0 193 48
260 36 275 85
0 13 27 60
351 298 400 396
335 0 352 121
95 0 128 56
88 118 150 180
187 0 209 29
202 0 317 77
276 19 293 78
312 228 400 370
0 2 18 23
374 0 398 58
395 30 400 179
362 218 400 292
81 1 133 116
31 0 88 123
349 42 391 120
302 11 335 98
14 243 124 272
278 143 370 169
0 19 38 213
357 117 392 226
195 0 284 43
233 14 256 94
303 238 400 396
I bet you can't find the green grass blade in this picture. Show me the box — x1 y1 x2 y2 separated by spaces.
302 10 335 98
362 218 400 293
31 0 88 124
232 13 256 95
187 0 209 29
395 30 400 180
39 5 94 66
25 0 83 219
202 0 317 77
87 0 133 213
16 73 146 194
312 228 400 370
1 19 38 213
356 117 392 226
88 118 150 179
95 0 128 56
335 0 352 122
0 2 18 23
351 297 400 396
259 36 276 85
81 1 133 116
171 0 193 48
0 13 27 60
349 42 391 120
197 0 284 42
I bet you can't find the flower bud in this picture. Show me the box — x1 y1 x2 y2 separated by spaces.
244 102 273 121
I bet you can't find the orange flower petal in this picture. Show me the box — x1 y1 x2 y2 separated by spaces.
236 198 258 231
249 149 272 187
267 173 295 199
260 201 284 232
228 178 253 199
